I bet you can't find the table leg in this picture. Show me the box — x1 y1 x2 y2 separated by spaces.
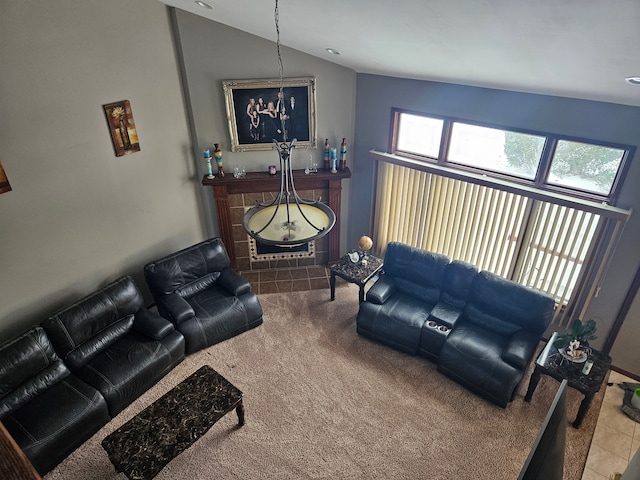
236 399 245 426
358 285 365 303
330 272 336 301
524 367 541 402
573 393 594 428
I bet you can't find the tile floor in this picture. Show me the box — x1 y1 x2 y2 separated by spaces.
582 371 640 479
239 266 332 295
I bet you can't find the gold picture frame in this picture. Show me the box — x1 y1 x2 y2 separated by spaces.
223 77 317 152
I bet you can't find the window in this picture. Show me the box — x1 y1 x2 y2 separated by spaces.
370 110 634 327
448 123 544 180
548 140 625 196
396 113 442 158
392 109 633 203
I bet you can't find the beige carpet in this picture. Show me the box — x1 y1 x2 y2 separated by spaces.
45 284 603 480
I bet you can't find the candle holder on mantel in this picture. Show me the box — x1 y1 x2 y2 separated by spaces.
204 149 214 179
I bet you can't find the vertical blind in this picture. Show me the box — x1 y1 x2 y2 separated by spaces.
372 159 628 327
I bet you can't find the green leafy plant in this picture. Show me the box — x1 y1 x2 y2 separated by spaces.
553 319 598 350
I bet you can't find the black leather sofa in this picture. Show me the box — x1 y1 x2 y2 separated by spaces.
0 327 110 475
144 237 264 354
356 242 555 408
0 276 185 475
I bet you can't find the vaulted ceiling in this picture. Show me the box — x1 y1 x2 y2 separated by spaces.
159 0 640 107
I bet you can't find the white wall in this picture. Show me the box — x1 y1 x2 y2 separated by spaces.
0 0 205 340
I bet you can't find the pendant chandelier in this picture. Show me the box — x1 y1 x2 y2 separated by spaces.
242 0 336 247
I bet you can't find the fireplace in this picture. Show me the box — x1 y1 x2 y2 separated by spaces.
255 240 309 256
202 168 350 271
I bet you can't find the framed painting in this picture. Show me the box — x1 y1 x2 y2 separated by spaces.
223 77 317 152
0 160 11 194
102 100 140 157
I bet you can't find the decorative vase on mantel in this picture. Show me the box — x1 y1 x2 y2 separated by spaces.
214 143 224 177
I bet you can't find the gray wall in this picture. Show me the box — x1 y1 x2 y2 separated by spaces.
170 9 356 244
352 74 640 374
0 0 205 340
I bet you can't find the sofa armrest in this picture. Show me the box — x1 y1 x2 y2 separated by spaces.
366 275 396 305
157 294 195 325
428 301 463 329
502 330 540 370
134 308 176 340
218 268 251 296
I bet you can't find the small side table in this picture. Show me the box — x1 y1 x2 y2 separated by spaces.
330 254 383 303
524 335 611 428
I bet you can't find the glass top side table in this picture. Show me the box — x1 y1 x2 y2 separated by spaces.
524 332 611 428
330 254 383 303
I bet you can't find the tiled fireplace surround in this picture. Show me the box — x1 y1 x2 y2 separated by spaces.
202 169 351 294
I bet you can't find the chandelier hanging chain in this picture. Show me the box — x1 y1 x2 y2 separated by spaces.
241 0 336 246
275 0 287 141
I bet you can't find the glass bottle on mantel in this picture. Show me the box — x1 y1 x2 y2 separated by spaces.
323 138 331 170
339 138 347 171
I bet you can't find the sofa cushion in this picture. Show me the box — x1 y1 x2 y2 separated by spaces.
42 276 143 367
144 238 231 295
438 322 522 408
440 260 478 308
3 373 109 475
0 327 69 418
356 292 433 355
464 271 554 336
383 242 450 305
74 329 184 416
177 288 263 354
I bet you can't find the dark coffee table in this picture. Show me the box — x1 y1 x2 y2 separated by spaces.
524 334 611 428
102 365 244 480
330 253 383 303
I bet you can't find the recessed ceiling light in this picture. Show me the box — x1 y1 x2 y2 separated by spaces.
195 1 213 9
325 48 341 55
625 76 640 85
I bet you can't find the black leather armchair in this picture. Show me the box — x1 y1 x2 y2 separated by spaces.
437 271 555 407
144 237 263 354
41 276 185 417
0 327 110 475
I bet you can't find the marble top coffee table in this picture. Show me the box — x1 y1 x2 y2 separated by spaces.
102 365 244 480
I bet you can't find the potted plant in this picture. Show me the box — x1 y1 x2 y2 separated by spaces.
553 318 597 361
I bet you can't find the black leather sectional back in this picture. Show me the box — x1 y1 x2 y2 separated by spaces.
356 242 555 408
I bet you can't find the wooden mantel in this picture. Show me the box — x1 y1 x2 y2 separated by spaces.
202 168 351 268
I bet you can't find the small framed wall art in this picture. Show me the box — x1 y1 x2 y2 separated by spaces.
103 100 140 157
223 77 317 152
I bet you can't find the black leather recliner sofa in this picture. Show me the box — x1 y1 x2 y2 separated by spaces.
0 275 185 475
144 237 263 354
356 242 555 408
